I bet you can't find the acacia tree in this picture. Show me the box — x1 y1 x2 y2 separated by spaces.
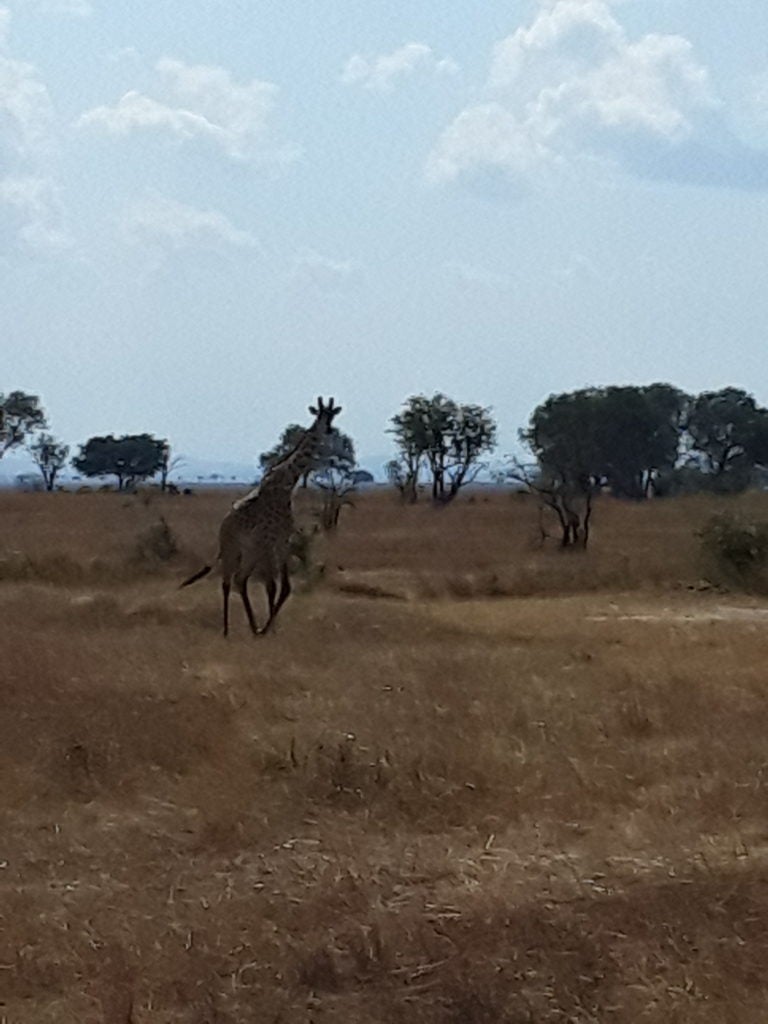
72 434 167 490
386 456 419 503
260 424 355 487
314 466 356 531
524 384 689 500
0 391 46 458
389 393 496 504
28 433 69 491
685 387 768 492
507 459 596 548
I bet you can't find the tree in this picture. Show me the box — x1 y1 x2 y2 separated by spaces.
386 457 417 502
524 384 689 500
389 393 497 504
506 459 595 549
0 391 46 457
314 466 356 531
685 387 768 493
260 425 355 486
72 434 167 491
158 442 184 493
28 433 69 491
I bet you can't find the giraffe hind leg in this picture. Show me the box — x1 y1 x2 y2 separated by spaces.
238 575 260 636
257 578 278 635
222 578 231 637
261 564 291 635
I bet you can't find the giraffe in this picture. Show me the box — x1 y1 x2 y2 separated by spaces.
180 397 342 636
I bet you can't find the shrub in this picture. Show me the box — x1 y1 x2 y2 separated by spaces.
288 526 325 588
697 512 768 589
133 516 178 566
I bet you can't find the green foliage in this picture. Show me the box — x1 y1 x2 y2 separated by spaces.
524 384 688 499
386 457 418 503
686 388 768 493
260 425 355 486
0 391 46 456
72 434 167 490
28 433 69 491
698 512 768 588
389 393 497 503
314 466 356 531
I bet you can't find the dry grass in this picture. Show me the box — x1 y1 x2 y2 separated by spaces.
2 487 768 1021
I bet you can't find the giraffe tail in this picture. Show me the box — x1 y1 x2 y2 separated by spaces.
179 564 213 588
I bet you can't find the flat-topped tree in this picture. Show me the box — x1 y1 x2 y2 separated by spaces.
72 434 167 491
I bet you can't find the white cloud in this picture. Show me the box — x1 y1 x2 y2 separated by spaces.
0 7 66 250
0 8 54 157
77 57 296 162
14 0 92 14
121 195 259 252
445 259 511 291
428 0 715 185
342 42 458 92
292 250 358 291
0 175 72 252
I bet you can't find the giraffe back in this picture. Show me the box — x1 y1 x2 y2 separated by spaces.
219 487 294 580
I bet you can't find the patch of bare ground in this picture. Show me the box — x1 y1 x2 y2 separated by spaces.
2 490 768 1020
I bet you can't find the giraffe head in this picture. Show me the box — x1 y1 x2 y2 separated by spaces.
309 396 342 435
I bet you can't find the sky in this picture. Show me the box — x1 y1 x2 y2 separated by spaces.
3 0 768 472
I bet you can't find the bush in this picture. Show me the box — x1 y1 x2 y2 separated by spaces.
288 526 325 588
697 512 768 588
133 516 178 566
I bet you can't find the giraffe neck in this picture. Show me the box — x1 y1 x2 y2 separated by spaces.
261 425 324 494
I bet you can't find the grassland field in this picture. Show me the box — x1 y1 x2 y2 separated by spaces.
2 486 768 1023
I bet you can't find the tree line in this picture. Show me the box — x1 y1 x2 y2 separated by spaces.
3 383 768 501
0 391 361 492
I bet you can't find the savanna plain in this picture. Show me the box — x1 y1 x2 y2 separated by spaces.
2 487 768 1023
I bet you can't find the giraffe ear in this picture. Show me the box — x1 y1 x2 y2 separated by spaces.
309 405 318 416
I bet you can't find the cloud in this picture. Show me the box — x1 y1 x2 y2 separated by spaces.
0 174 72 251
121 194 259 252
0 9 55 157
77 57 297 162
342 42 458 92
444 259 511 291
13 0 92 14
427 0 736 188
292 250 358 291
0 7 67 250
